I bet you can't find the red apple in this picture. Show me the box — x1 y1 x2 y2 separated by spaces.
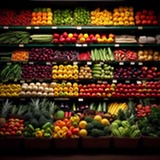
63 32 68 38
71 37 77 43
142 20 147 25
148 10 155 16
136 20 141 25
153 20 158 25
73 33 78 38
85 37 91 43
53 33 59 38
136 11 142 16
91 37 97 43
135 15 140 20
142 10 148 15
140 15 146 20
59 37 65 43
89 34 94 39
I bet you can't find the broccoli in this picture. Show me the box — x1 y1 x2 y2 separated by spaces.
84 116 93 123
103 126 111 136
29 118 39 128
91 129 103 137
91 120 104 130
86 123 94 134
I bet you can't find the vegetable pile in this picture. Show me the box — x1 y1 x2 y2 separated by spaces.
12 49 29 61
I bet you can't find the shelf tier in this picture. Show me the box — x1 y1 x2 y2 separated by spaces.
0 26 160 31
0 43 160 48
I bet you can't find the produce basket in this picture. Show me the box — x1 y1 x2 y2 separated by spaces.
23 137 51 150
112 137 140 149
0 136 23 149
141 136 160 148
53 138 79 149
80 136 112 149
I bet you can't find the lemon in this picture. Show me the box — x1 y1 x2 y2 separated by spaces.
101 118 110 126
79 129 88 137
94 115 102 122
79 120 87 129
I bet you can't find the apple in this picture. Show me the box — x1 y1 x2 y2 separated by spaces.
91 93 96 97
142 10 148 15
153 20 158 25
73 33 78 38
85 37 91 43
147 20 152 25
66 37 71 43
66 130 72 138
53 33 59 38
11 131 16 135
63 32 68 38
71 37 77 43
89 34 94 39
59 37 65 43
148 10 155 15
136 11 142 16
91 37 97 43
140 15 146 20
142 20 147 25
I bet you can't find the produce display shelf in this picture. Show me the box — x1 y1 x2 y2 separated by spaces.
0 43 160 48
0 26 160 31
0 97 157 101
0 60 160 66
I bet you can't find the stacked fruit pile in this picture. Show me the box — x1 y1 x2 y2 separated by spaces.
31 8 53 25
52 64 78 80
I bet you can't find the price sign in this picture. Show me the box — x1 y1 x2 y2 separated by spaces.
119 62 124 65
52 26 57 29
78 98 83 101
26 26 31 29
87 61 92 65
19 44 24 47
112 79 117 83
77 26 82 30
34 26 40 29
130 62 135 65
3 26 9 29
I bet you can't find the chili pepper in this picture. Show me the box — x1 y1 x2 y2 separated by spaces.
44 132 51 138
45 127 52 134
27 124 34 132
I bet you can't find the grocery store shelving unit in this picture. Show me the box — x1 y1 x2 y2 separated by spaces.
0 0 160 150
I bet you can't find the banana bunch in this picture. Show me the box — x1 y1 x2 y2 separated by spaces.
107 102 128 115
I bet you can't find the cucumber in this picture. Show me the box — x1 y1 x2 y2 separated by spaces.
92 70 101 74
93 74 101 78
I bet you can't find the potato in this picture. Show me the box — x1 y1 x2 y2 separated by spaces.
153 56 159 61
138 56 145 61
147 55 153 61
144 50 149 55
138 50 144 56
153 51 159 56
148 49 153 55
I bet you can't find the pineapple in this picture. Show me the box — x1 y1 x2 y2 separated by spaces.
30 98 41 119
0 99 13 127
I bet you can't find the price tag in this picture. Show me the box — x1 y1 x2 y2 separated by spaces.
104 98 109 100
73 61 78 65
138 62 143 66
19 44 24 47
29 62 34 65
52 62 57 64
112 79 117 83
46 62 51 65
78 98 83 101
3 26 9 29
119 62 124 65
83 44 88 47
138 26 143 30
87 61 92 65
52 26 57 29
98 80 102 83
77 26 82 30
7 62 11 65
20 80 25 83
20 98 25 101
59 44 63 47
103 81 108 84
26 26 31 29
130 62 135 65
115 44 120 47
137 80 142 84
139 44 144 47
76 44 82 47
34 26 40 29
125 80 130 83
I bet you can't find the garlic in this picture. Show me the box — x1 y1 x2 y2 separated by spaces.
31 91 37 96
22 83 28 87
37 91 42 96
29 82 35 87
26 91 31 96
32 85 38 91
36 82 41 87
22 85 27 91
20 91 26 96
38 86 44 92
42 82 47 88
27 85 33 91
48 88 53 93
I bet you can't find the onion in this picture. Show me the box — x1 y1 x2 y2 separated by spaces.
31 91 37 96
20 91 26 96
27 85 33 91
32 86 38 91
26 91 31 96
22 85 27 91
36 82 41 87
48 88 53 93
38 86 44 91
43 92 48 96
22 83 28 87
29 83 35 87
42 82 47 88
37 91 43 96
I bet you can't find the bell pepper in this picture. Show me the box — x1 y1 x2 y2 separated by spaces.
26 124 34 132
35 130 43 138
42 122 52 130
57 130 65 138
45 127 52 134
44 132 51 138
